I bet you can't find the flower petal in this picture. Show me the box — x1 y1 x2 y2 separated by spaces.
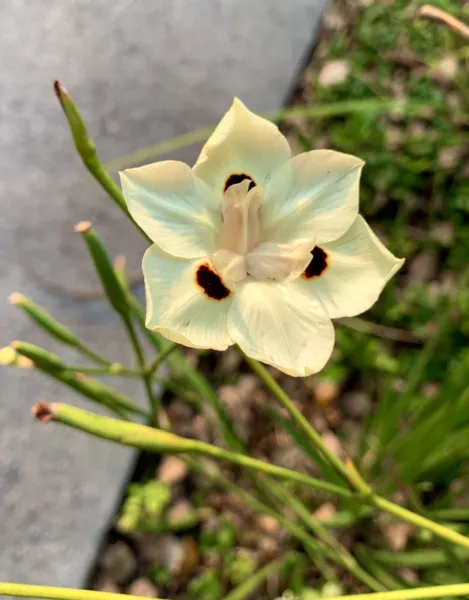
143 245 233 350
299 215 404 319
193 98 291 194
262 150 364 245
121 161 220 259
228 279 335 376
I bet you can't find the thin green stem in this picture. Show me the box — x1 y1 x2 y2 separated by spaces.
0 582 167 600
184 456 336 578
74 341 114 367
372 496 469 553
221 556 292 600
39 401 353 497
372 265 469 469
242 352 469 553
355 547 408 591
151 374 198 403
83 158 129 216
122 317 159 424
192 442 352 498
145 343 177 377
316 583 469 600
405 487 469 580
130 298 242 449
106 98 443 172
66 365 141 377
241 351 363 488
273 484 384 592
430 508 469 521
370 547 469 569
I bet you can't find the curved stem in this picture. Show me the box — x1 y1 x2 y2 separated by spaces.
0 582 166 600
36 401 353 499
241 351 366 489
196 441 353 498
321 583 469 600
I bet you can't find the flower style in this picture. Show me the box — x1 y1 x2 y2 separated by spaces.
120 99 403 376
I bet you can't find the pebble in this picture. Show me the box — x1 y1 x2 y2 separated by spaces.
101 541 137 585
157 456 189 485
127 578 159 598
314 380 339 407
430 222 455 247
257 515 280 535
258 535 278 554
430 56 458 84
318 60 349 87
438 147 462 169
381 522 415 552
314 502 336 522
407 251 438 283
138 534 183 572
341 391 372 419
92 575 120 594
399 567 419 584
166 499 194 524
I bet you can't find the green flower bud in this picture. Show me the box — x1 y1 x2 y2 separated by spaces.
10 293 81 347
75 221 130 318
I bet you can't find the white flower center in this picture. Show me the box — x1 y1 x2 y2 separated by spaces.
210 179 314 289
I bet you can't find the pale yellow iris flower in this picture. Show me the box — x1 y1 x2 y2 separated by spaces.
120 99 403 376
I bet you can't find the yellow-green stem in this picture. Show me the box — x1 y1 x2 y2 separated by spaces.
242 353 469 552
0 583 166 600
372 495 469 552
36 401 352 498
241 352 362 487
319 583 469 600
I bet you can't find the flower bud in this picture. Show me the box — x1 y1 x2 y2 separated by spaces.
10 293 81 347
74 221 130 318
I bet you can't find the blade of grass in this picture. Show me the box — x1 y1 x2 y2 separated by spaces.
106 98 442 171
221 555 293 600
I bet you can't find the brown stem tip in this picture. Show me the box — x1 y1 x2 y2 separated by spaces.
74 220 92 233
32 401 57 424
53 80 68 106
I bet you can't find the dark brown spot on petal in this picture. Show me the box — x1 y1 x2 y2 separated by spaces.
224 173 256 192
302 246 328 279
196 263 231 300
